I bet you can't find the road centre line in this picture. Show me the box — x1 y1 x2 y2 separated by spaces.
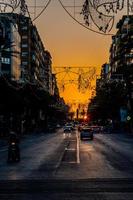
76 131 80 164
65 148 76 151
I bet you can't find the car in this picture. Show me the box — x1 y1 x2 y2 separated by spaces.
88 125 104 133
63 125 72 133
80 128 93 140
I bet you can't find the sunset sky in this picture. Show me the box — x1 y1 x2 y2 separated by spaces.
30 0 127 110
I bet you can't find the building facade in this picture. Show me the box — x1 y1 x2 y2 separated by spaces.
110 15 133 78
20 16 53 94
0 15 21 80
0 13 54 94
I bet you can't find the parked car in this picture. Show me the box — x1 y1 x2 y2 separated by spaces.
80 127 93 140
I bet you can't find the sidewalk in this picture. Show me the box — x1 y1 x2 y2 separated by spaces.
0 128 62 149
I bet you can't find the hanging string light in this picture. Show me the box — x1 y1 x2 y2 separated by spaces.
58 0 133 34
81 0 126 33
0 0 20 13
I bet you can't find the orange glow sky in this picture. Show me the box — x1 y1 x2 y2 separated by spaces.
34 1 126 109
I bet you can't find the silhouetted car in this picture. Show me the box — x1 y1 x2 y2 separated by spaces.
80 128 93 140
88 125 104 133
63 126 72 133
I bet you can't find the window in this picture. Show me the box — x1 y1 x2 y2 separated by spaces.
22 44 28 48
22 61 28 66
22 52 28 57
2 57 10 64
32 54 36 61
22 35 28 39
22 26 28 30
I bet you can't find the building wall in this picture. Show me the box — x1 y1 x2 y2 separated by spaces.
0 15 21 80
0 13 58 95
19 16 53 93
19 15 32 82
110 15 133 78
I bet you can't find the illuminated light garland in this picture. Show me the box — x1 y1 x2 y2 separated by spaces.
0 0 132 34
0 0 20 12
59 0 133 34
58 0 113 35
32 0 52 22
81 0 125 33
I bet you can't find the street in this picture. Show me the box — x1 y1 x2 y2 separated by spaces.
1 1 133 199
0 129 133 199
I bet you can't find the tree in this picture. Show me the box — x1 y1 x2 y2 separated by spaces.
88 80 127 124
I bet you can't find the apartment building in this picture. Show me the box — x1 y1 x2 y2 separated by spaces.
0 14 21 80
110 15 133 78
0 13 54 94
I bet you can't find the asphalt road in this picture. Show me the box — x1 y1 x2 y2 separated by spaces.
0 129 133 199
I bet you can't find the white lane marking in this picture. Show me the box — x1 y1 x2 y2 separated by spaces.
76 131 80 164
67 161 77 164
68 140 76 142
65 148 76 151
